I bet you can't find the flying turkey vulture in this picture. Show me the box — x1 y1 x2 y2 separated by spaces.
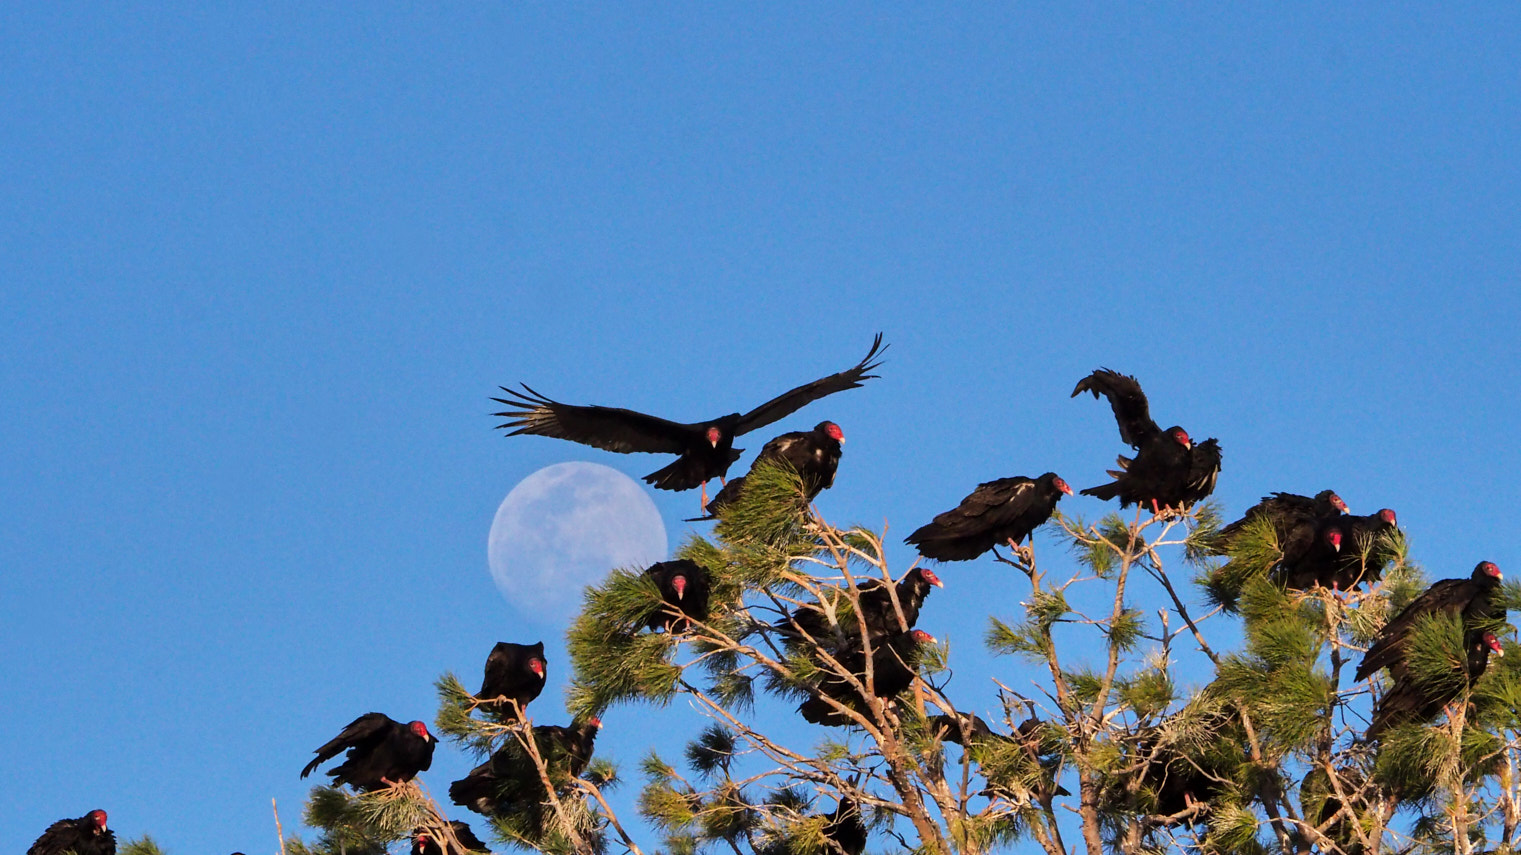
1354 562 1505 682
906 473 1073 562
300 712 436 791
1366 629 1504 740
478 641 547 721
798 629 936 726
1211 490 1347 556
779 567 942 647
450 718 602 816
412 822 488 855
644 559 712 632
1327 508 1400 590
27 810 115 855
493 335 885 507
1071 369 1221 513
696 421 845 520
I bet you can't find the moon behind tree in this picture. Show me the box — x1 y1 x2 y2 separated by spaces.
488 461 669 621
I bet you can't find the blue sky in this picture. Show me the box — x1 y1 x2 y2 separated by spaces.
3 4 1519 852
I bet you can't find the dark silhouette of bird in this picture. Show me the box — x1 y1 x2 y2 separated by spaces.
1212 490 1347 556
906 473 1073 562
798 629 936 726
1274 525 1345 590
1071 369 1221 513
478 641 547 721
1367 630 1504 740
493 335 884 508
1355 562 1505 682
696 421 845 520
451 718 602 816
1327 508 1400 590
412 822 488 855
929 712 1069 802
644 558 712 632
27 810 115 855
819 799 868 855
1300 765 1371 855
779 567 942 647
300 712 436 791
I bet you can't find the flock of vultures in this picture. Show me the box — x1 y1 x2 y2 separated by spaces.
30 336 1506 855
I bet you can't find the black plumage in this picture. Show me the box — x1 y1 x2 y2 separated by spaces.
1367 630 1504 740
906 473 1073 562
450 718 602 816
1274 525 1346 590
1327 508 1400 590
478 641 547 721
1212 490 1347 556
493 335 884 505
779 567 942 647
644 559 712 632
929 712 1069 802
300 712 436 791
798 629 936 726
27 811 115 855
819 799 868 855
699 421 845 519
1354 561 1505 682
1071 369 1221 512
412 822 488 855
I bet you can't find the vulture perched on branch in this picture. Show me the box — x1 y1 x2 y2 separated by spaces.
798 629 936 726
27 811 115 855
494 335 884 507
644 558 712 632
1071 369 1221 513
450 718 602 816
1212 490 1347 556
1367 629 1504 740
477 641 547 721
778 567 942 647
696 421 845 519
300 712 436 791
906 472 1073 562
1355 561 1505 682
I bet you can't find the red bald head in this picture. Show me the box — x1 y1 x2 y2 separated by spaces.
529 657 545 678
910 629 937 644
589 716 603 728
1170 428 1192 449
1378 508 1397 526
408 720 431 741
1053 476 1073 497
1329 493 1348 513
1484 632 1505 656
1479 561 1502 581
671 574 687 600
706 426 722 447
87 810 107 831
1324 528 1343 552
919 568 944 589
821 421 844 442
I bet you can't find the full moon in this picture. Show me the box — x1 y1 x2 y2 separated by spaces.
488 461 668 621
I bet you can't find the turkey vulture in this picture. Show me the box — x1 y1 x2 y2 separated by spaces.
1354 561 1505 682
1212 490 1347 556
906 473 1073 561
1327 508 1400 590
1366 629 1504 740
27 810 114 855
450 718 602 816
412 822 488 855
819 799 868 855
1071 369 1221 513
300 712 436 791
478 641 547 721
644 559 712 632
696 421 845 520
493 335 885 506
780 567 942 647
1273 525 1344 590
798 629 936 726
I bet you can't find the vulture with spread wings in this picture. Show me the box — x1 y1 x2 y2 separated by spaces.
1071 369 1221 513
493 334 885 507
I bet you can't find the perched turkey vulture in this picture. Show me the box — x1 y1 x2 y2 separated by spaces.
1366 629 1504 740
27 810 115 855
696 421 845 520
450 718 602 816
819 799 868 855
412 822 488 855
1274 526 1344 590
780 567 942 647
1211 490 1347 556
493 335 885 506
644 559 712 632
300 712 436 791
798 629 936 726
478 641 547 721
1354 562 1505 682
1071 369 1221 513
1327 508 1400 590
906 473 1073 561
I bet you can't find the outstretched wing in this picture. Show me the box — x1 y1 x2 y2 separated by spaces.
1071 368 1159 448
492 384 694 454
732 333 887 436
301 712 395 778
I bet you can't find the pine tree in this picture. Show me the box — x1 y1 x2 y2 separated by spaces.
293 457 1521 855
